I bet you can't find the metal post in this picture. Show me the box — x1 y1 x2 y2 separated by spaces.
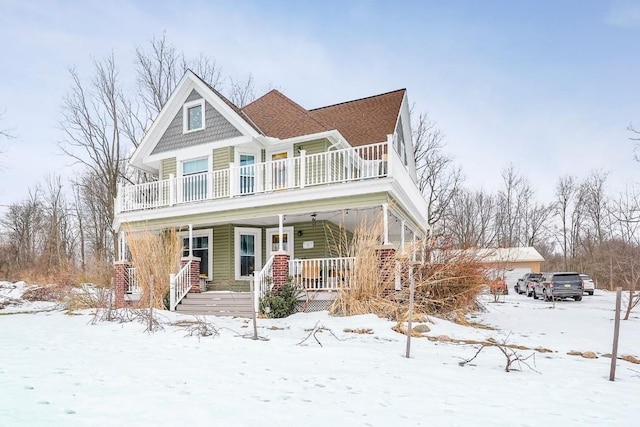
169 273 176 311
609 287 622 381
251 278 258 340
406 264 415 358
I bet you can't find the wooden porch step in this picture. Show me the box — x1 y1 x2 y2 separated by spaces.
175 292 253 317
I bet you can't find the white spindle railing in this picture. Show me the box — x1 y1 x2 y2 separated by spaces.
169 261 192 311
289 257 355 291
126 267 140 293
117 142 392 213
254 255 275 312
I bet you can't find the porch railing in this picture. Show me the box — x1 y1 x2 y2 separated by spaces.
117 142 391 213
169 260 192 311
289 257 355 291
126 267 140 294
254 255 275 311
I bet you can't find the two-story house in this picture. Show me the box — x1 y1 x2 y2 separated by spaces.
113 70 429 315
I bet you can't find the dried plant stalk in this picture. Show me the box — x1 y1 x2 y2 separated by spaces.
126 228 182 309
329 218 487 322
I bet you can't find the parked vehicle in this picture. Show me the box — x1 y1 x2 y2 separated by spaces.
516 273 542 295
490 277 508 295
533 272 583 302
580 274 595 295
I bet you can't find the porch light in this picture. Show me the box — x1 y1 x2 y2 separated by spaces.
311 213 317 229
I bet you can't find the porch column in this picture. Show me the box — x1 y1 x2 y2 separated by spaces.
119 230 126 262
382 203 389 245
272 252 290 287
375 245 396 291
278 214 284 252
412 232 417 262
182 256 202 293
188 224 193 258
114 260 130 308
400 220 406 251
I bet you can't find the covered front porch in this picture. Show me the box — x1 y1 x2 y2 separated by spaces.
115 203 426 314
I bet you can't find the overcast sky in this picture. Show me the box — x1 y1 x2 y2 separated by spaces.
1 0 639 207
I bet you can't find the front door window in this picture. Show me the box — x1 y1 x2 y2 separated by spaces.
182 235 209 277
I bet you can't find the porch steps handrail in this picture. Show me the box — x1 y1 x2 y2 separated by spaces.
254 255 275 312
170 260 193 311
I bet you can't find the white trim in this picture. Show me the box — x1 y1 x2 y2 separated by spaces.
178 228 213 280
130 70 261 172
114 177 429 233
234 227 262 281
266 226 294 259
182 98 206 133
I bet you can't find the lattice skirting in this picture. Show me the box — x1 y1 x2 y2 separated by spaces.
295 299 334 313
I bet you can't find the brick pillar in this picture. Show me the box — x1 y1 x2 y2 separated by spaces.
272 252 290 287
181 256 201 293
114 261 130 308
375 245 396 290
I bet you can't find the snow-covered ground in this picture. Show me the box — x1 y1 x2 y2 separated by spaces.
1 281 639 426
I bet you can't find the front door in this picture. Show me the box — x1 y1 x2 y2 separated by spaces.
270 151 291 190
266 226 294 260
239 154 256 194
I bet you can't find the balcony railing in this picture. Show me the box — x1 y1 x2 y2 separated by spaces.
116 142 393 213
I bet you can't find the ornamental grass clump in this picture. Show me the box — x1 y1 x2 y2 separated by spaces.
329 217 487 322
126 228 182 309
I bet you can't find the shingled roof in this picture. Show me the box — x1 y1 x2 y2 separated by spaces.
241 88 405 147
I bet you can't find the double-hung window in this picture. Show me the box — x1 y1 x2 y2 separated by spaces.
183 99 205 133
182 158 208 202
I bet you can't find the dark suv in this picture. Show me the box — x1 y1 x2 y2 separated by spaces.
533 272 583 302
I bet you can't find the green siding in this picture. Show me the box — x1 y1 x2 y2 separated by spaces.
212 224 233 283
293 139 330 155
161 158 177 180
213 147 234 171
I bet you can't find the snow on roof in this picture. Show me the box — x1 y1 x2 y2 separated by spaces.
474 246 545 263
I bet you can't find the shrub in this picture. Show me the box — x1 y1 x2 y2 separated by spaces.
260 282 302 318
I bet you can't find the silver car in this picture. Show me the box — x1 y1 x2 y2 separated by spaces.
580 274 595 296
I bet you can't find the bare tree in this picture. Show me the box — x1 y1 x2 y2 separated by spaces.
228 74 258 108
444 188 496 248
412 110 462 230
495 165 532 247
628 123 640 162
59 55 126 262
555 175 576 270
135 33 223 118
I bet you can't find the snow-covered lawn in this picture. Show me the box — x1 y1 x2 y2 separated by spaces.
1 282 639 426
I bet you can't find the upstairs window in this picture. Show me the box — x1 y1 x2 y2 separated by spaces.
183 99 205 133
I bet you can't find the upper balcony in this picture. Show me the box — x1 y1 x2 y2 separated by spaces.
115 142 428 227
